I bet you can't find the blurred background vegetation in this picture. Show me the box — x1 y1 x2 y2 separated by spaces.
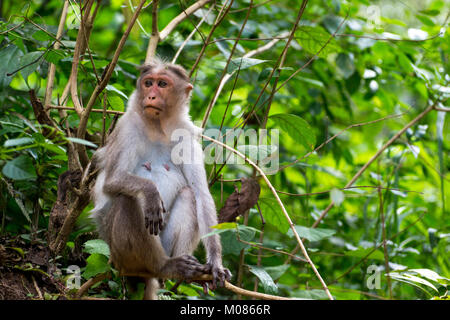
0 0 448 300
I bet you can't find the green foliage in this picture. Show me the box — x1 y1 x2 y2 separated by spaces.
0 0 448 300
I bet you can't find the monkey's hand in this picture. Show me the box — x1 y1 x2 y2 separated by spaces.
206 263 232 290
142 187 166 235
166 255 211 280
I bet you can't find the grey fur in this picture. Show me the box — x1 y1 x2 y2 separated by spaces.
91 61 230 299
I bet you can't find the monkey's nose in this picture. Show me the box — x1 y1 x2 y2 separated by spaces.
149 96 156 100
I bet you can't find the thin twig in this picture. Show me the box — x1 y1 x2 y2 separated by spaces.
32 275 43 300
44 0 70 108
333 212 426 283
47 104 124 115
276 185 422 197
237 237 307 263
125 272 302 300
145 0 212 62
261 0 308 129
207 33 289 186
434 106 450 112
75 272 110 298
189 0 235 78
70 0 96 115
172 5 213 64
311 102 437 228
159 0 212 41
77 0 146 139
201 134 333 300
203 31 290 130
201 0 253 128
335 31 443 42
278 112 407 172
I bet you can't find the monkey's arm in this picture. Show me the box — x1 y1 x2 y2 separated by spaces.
99 138 166 235
182 140 231 288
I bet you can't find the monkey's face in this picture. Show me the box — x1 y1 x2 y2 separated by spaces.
139 70 193 119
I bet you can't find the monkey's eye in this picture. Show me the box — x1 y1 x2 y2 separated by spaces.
144 79 153 87
158 80 168 88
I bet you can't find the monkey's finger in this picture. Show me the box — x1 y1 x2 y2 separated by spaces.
202 282 209 294
158 207 164 229
225 269 232 281
211 273 217 290
148 220 154 235
153 220 159 235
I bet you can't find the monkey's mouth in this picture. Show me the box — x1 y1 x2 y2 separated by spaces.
144 105 163 112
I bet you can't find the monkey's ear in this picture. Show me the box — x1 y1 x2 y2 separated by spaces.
185 83 193 95
138 64 154 75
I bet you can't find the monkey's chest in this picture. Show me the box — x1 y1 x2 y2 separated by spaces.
134 151 187 210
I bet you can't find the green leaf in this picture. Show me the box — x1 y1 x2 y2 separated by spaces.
40 142 66 155
2 155 37 180
292 289 329 299
45 49 66 64
265 264 290 281
4 137 34 147
32 30 52 42
270 113 316 150
397 53 414 73
409 269 450 285
0 45 23 88
211 222 237 230
83 239 110 258
416 14 435 26
390 272 439 293
336 53 355 79
108 95 124 111
19 51 43 81
344 248 385 261
227 57 266 74
66 137 98 148
296 25 340 57
106 84 129 100
247 265 278 294
419 9 440 16
82 253 111 279
258 197 290 234
220 225 256 255
288 225 336 242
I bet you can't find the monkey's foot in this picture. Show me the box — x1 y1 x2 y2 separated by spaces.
207 264 232 290
165 255 210 280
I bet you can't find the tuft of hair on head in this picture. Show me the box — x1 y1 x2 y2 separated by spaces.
139 56 190 83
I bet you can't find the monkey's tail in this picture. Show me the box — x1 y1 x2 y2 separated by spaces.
144 278 160 300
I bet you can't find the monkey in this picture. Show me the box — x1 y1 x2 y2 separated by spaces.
91 58 231 299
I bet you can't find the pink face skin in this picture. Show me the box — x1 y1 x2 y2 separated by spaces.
139 71 193 119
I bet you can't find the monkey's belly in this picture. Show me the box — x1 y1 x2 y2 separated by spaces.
135 160 187 210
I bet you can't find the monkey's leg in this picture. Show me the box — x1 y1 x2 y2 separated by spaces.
160 187 200 257
110 195 208 298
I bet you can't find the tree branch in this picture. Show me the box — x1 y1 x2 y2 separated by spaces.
145 0 212 63
76 0 146 140
44 0 69 109
145 0 160 62
159 0 212 41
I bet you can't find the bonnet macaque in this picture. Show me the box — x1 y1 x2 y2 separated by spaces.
91 59 230 299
